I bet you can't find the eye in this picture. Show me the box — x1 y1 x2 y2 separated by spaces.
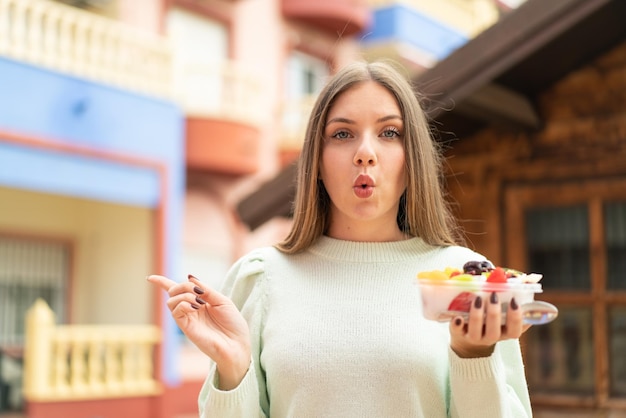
380 127 401 139
331 130 352 140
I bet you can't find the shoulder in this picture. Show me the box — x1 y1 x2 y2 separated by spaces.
220 246 286 308
439 244 485 260
431 244 488 270
229 246 286 277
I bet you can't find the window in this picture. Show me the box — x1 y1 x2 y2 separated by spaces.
610 307 626 397
525 305 595 395
282 52 329 145
606 202 626 398
285 51 329 99
0 236 70 346
606 202 626 290
505 179 626 408
526 206 590 290
166 7 229 114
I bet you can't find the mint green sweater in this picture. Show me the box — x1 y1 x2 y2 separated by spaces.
198 236 533 417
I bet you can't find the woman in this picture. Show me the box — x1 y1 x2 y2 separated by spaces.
149 61 532 417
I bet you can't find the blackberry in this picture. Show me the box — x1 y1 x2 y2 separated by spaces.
462 260 495 275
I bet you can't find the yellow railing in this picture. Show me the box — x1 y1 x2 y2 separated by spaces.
0 0 173 98
23 299 161 401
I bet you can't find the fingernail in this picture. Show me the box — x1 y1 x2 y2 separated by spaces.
454 317 463 326
190 303 200 310
474 296 482 309
188 274 197 281
490 292 498 304
195 296 206 305
510 297 518 310
193 286 204 295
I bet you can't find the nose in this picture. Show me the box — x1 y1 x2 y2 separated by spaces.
353 135 377 166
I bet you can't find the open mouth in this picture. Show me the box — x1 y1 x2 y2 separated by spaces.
354 174 374 189
353 175 375 198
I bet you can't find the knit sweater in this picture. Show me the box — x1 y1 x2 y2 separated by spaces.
198 236 533 417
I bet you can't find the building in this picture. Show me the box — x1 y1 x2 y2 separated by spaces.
0 0 513 416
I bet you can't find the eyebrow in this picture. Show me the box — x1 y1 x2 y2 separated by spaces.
326 115 403 125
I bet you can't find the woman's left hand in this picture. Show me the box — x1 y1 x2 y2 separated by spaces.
449 293 531 358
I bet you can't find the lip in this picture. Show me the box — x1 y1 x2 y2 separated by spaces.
353 174 374 188
353 174 375 198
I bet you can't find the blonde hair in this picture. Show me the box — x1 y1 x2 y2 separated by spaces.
276 61 462 253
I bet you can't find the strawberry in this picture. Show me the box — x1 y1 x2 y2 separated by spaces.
486 267 507 283
447 291 474 312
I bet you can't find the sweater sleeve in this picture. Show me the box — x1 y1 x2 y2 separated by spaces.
198 250 270 418
448 339 532 418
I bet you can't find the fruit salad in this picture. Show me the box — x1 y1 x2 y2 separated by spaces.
417 260 544 322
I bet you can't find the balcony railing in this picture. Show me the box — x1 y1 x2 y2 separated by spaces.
0 0 265 126
23 299 161 401
0 0 172 98
367 0 499 36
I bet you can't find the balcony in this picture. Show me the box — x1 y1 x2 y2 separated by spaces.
185 117 261 175
0 0 263 176
361 0 499 75
174 60 264 175
282 0 372 37
0 0 173 99
23 299 161 418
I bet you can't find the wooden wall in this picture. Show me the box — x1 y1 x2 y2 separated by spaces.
444 40 626 266
442 38 626 416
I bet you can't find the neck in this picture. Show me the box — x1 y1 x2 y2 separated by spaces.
326 220 408 242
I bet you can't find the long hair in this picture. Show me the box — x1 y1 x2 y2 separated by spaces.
276 61 462 253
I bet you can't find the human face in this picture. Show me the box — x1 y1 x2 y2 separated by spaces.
320 81 407 242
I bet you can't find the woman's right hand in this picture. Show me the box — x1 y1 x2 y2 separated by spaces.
147 274 251 390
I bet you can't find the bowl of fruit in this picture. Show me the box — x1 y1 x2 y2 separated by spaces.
417 261 558 325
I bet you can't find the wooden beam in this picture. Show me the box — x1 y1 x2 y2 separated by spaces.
236 162 297 230
416 0 614 118
455 83 541 130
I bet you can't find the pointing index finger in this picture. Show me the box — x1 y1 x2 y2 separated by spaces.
147 274 178 292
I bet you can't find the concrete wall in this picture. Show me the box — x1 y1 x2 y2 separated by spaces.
0 187 153 325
